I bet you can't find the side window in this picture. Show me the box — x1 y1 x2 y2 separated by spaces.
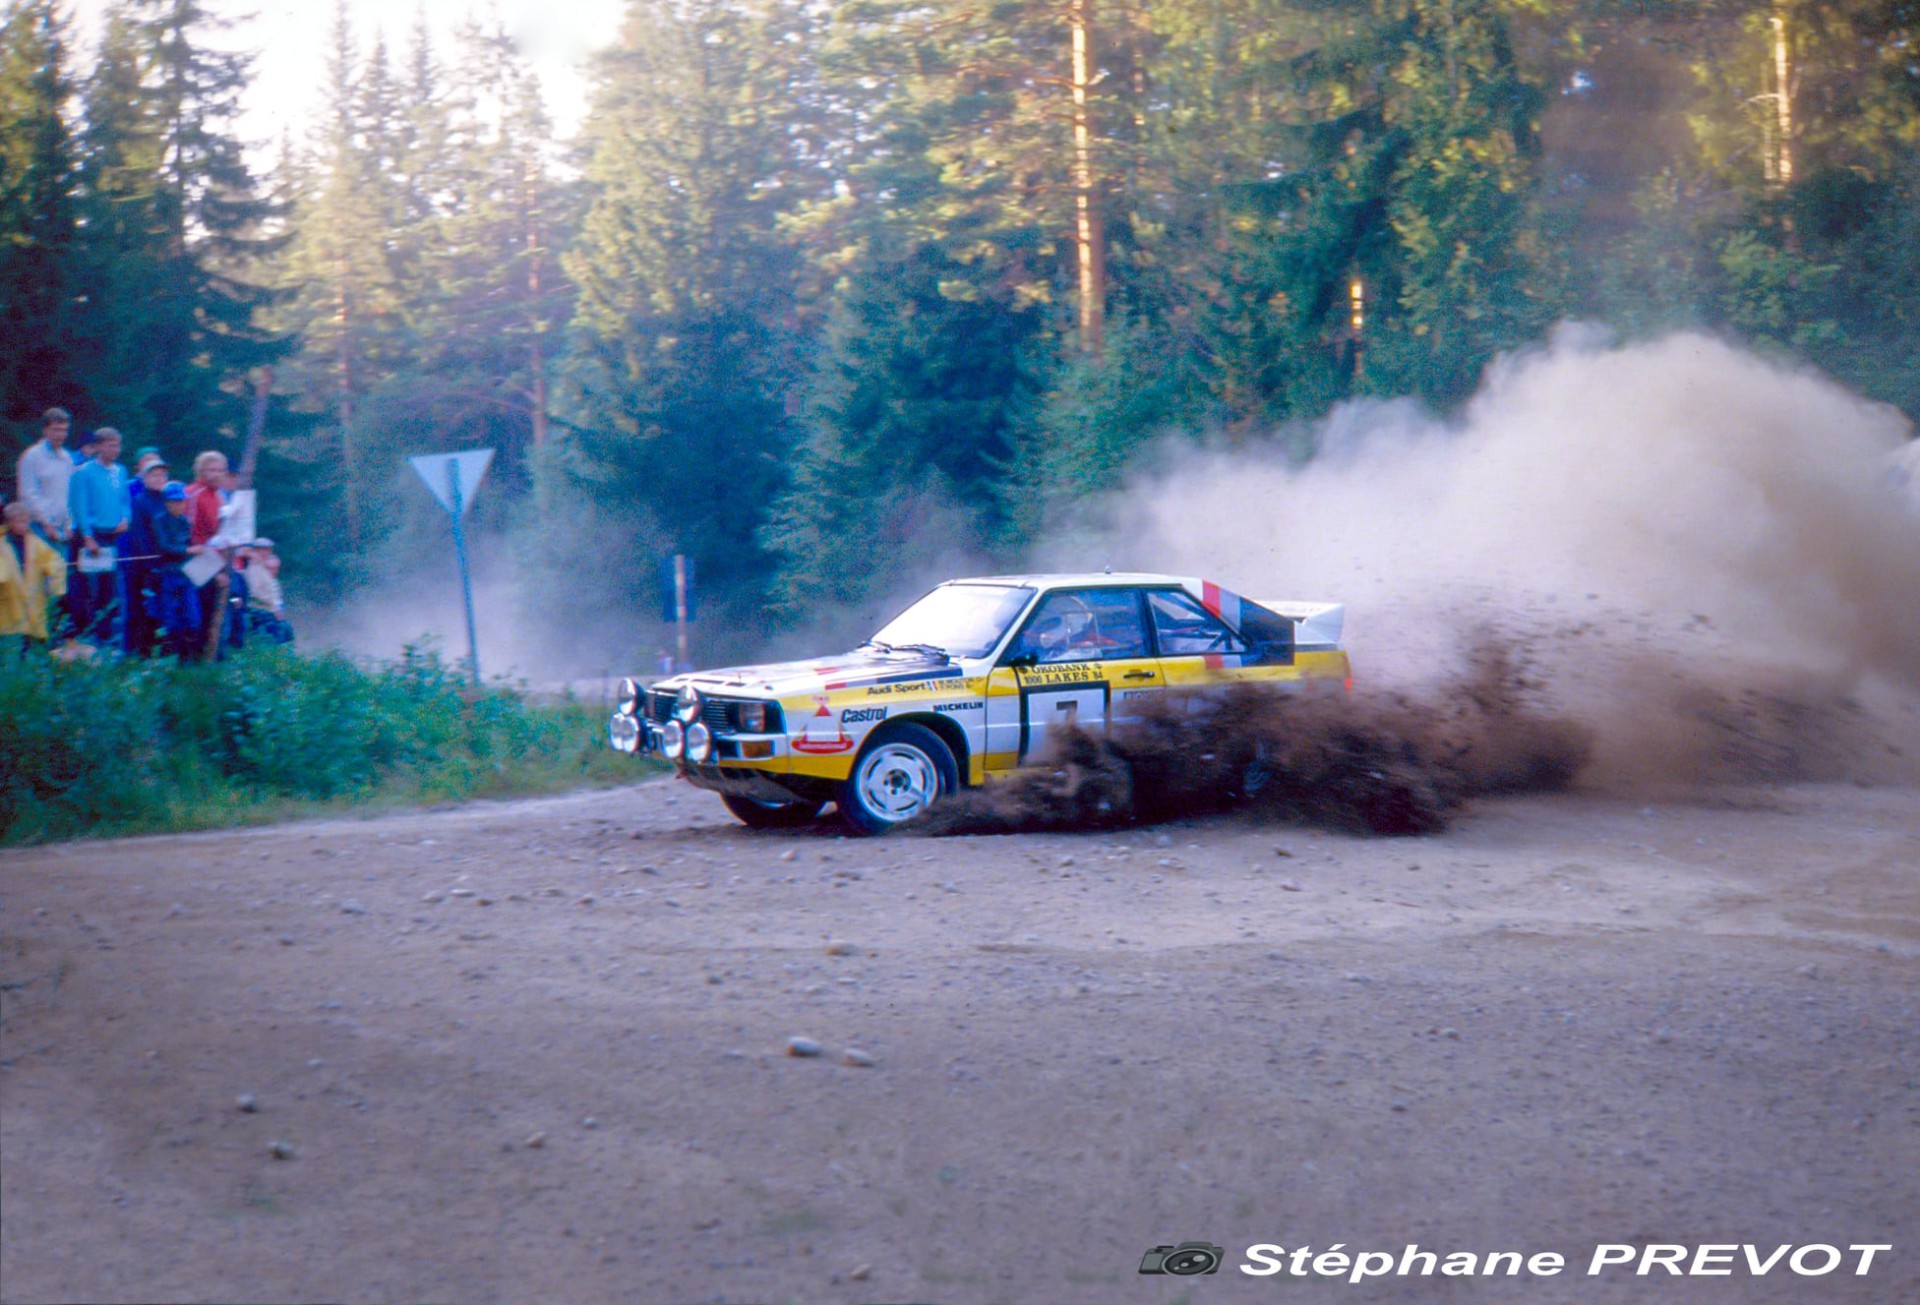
1004 589 1150 663
1146 590 1248 656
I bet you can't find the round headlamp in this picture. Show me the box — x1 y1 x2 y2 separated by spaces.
685 721 715 764
617 677 641 716
674 684 702 724
736 701 768 733
660 719 686 760
608 714 641 754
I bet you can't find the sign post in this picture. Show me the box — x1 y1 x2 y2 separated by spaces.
408 448 494 683
660 554 696 672
674 553 690 673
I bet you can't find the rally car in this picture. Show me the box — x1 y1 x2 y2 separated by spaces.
608 573 1349 833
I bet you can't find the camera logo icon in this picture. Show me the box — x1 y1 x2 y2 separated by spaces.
1139 1240 1227 1276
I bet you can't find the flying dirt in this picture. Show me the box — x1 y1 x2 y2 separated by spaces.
936 640 1593 836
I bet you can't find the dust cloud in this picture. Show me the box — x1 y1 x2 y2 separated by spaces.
295 536 652 695
299 554 559 683
1033 328 1920 810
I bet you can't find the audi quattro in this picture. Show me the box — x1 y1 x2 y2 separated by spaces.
608 573 1348 833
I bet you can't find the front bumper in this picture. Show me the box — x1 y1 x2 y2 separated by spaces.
609 711 832 804
608 711 792 766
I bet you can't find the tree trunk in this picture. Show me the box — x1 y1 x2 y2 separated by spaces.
525 155 550 449
337 265 360 544
1348 276 1366 378
1069 0 1106 355
1767 6 1794 189
236 366 271 490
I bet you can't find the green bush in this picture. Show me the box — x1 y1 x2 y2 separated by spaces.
0 644 654 844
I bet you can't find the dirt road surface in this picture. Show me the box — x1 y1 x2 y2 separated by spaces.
3 778 1916 1304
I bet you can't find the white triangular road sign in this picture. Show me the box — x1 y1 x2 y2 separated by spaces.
408 449 494 516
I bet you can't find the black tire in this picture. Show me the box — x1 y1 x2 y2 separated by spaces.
720 793 825 829
836 723 959 835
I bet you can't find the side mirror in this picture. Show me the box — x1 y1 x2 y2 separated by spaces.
1004 651 1038 670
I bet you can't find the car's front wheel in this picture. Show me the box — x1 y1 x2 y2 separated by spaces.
837 723 958 834
720 793 825 829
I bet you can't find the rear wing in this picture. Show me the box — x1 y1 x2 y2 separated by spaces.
1253 600 1345 651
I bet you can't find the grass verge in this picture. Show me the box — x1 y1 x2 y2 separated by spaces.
0 643 659 845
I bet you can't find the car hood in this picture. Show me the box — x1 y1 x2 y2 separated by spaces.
674 648 965 699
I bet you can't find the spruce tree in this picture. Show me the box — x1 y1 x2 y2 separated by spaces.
71 6 168 439
561 0 831 622
0 0 83 428
65 0 285 448
135 0 287 439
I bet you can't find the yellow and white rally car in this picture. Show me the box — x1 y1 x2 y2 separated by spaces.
609 573 1348 833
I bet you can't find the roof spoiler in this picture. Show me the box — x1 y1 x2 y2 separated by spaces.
1255 600 1345 650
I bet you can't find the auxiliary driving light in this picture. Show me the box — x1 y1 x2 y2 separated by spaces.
608 714 641 754
674 684 702 724
661 719 686 760
685 722 715 764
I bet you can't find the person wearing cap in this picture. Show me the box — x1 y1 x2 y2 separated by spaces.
126 456 169 548
1 500 68 651
14 407 75 551
240 537 294 645
67 426 130 645
149 480 201 660
123 456 171 656
242 537 283 612
128 447 164 515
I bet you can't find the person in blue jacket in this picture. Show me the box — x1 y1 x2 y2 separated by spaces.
66 427 129 645
148 481 201 661
122 457 171 656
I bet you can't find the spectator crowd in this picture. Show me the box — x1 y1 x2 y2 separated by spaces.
4 407 293 659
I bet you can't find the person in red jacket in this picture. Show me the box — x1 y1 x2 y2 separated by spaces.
185 450 230 660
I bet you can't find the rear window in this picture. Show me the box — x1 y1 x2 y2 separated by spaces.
1235 602 1296 666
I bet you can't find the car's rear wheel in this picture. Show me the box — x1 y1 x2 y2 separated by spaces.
837 723 958 834
720 793 824 829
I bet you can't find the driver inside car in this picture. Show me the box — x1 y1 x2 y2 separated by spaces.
1032 602 1121 661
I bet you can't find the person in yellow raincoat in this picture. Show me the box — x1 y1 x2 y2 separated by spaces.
2 500 69 648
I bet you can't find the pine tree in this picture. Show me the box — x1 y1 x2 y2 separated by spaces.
1687 1 1920 401
0 0 83 428
765 0 1153 612
269 2 412 543
412 21 573 471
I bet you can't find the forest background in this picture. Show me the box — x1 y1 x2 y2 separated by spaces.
3 0 1917 672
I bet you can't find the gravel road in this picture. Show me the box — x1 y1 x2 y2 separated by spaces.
2 778 1916 1304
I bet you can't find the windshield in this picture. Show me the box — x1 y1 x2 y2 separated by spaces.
868 584 1035 659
